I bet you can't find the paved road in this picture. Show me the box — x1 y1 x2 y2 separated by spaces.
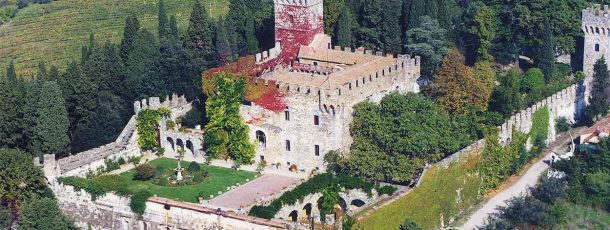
459 130 579 230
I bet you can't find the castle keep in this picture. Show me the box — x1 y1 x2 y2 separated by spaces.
243 0 421 173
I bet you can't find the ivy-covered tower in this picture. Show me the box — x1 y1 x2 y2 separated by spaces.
273 0 324 62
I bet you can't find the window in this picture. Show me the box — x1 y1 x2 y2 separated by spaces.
313 61 318 66
289 15 295 23
314 115 319 125
596 44 600 52
260 155 265 161
286 140 291 151
285 110 290 121
315 145 320 156
256 131 266 148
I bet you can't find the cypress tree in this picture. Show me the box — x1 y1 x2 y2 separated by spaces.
0 68 22 148
538 20 555 81
244 15 259 54
31 81 70 157
120 16 140 64
406 0 437 30
22 78 41 153
6 59 16 81
381 0 402 53
36 61 47 80
49 65 59 80
358 0 382 49
335 6 354 47
586 57 609 121
158 0 169 39
215 18 234 65
187 0 215 66
169 15 179 40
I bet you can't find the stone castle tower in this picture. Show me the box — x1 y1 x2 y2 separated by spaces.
273 0 324 62
583 5 610 76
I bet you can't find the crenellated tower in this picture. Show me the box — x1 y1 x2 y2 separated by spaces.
273 0 324 62
583 4 610 76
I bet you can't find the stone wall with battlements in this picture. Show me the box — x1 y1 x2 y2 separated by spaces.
582 4 610 100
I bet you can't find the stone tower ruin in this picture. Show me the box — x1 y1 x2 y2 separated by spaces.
583 4 610 76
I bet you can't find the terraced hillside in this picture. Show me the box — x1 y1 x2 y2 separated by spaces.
0 0 228 76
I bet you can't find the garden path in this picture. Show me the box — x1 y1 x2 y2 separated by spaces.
207 173 303 212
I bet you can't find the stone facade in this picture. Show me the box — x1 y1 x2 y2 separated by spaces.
582 4 610 100
245 0 421 174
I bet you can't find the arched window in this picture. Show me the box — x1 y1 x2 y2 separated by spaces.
256 131 266 148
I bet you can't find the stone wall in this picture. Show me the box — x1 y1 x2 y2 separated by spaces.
51 182 293 230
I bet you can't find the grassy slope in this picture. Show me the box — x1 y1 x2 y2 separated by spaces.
118 158 259 203
564 204 610 230
0 0 228 76
356 149 483 230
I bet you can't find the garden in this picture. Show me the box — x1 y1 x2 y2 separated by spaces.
58 158 259 204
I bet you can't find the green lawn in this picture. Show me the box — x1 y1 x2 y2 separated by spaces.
0 0 228 76
356 149 483 230
113 158 258 203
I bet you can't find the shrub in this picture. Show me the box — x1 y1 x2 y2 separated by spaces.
202 168 209 178
193 174 204 183
128 156 142 165
182 107 204 128
556 117 570 133
129 190 152 216
157 177 169 187
104 158 120 172
166 120 176 130
117 157 126 165
155 165 166 177
400 218 423 230
522 68 545 93
188 161 201 173
377 185 398 196
134 164 155 181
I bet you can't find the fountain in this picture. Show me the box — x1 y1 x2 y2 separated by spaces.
175 149 186 181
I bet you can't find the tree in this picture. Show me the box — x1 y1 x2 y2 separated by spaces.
125 29 162 99
17 0 27 9
6 59 16 81
18 197 77 230
134 163 155 181
155 38 199 99
490 69 523 118
244 15 259 54
0 206 10 230
30 81 70 157
36 61 47 80
215 18 234 65
380 0 402 54
405 0 436 30
400 218 423 230
586 57 609 122
428 50 491 114
158 0 169 39
120 16 140 64
405 16 450 78
521 68 545 94
537 20 555 81
0 148 47 211
169 15 179 40
187 0 214 60
464 1 497 62
203 74 255 165
0 65 23 148
335 6 354 47
356 0 382 49
323 0 345 35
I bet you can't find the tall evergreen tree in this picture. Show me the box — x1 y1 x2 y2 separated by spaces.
21 78 42 153
406 0 437 31
357 0 382 49
335 6 354 47
49 65 59 80
158 0 169 39
31 81 70 157
215 18 234 65
169 15 179 40
187 0 214 65
586 57 609 122
244 15 259 54
538 20 555 81
126 29 163 99
0 68 22 148
120 16 140 64
381 0 402 53
36 61 47 80
6 59 16 81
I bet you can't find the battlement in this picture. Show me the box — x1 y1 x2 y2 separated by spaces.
583 4 610 30
133 93 188 114
273 0 323 7
255 42 282 64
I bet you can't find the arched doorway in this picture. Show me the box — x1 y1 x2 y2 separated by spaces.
256 130 266 148
166 137 175 150
176 139 184 151
350 199 366 209
186 140 194 154
303 203 313 217
289 210 298 222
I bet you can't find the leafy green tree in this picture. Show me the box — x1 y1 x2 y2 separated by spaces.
335 6 354 47
356 0 382 49
19 197 77 230
464 1 496 62
120 16 140 64
0 148 47 211
344 93 471 183
586 57 609 122
428 50 491 114
49 65 59 80
405 16 450 78
36 61 47 80
155 38 199 99
203 74 255 165
490 69 523 118
31 81 70 157
521 68 545 93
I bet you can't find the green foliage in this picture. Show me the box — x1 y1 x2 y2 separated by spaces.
203 74 255 164
136 108 168 150
188 161 201 173
129 190 152 216
335 6 354 47
521 68 546 94
104 158 121 172
343 92 473 184
0 148 47 209
555 117 571 133
376 185 397 196
490 69 523 118
57 177 110 201
249 173 375 219
405 16 450 78
464 1 496 62
537 21 555 80
134 163 155 181
400 218 423 230
586 57 610 122
318 186 341 216
31 81 70 157
18 197 77 230
181 106 204 128
477 127 529 192
530 106 550 147
0 206 11 230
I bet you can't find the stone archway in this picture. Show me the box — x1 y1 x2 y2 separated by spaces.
166 137 175 151
176 139 185 151
186 140 194 154
289 210 298 222
256 130 266 148
350 199 366 209
303 203 313 218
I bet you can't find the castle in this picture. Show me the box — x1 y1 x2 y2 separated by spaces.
242 0 421 173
